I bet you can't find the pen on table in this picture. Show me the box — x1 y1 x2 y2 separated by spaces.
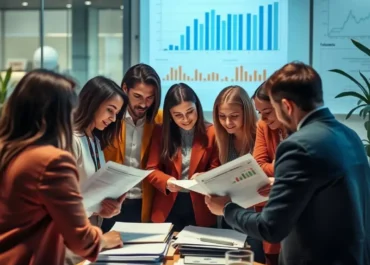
199 237 234 246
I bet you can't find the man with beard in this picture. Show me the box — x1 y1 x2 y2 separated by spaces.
102 63 163 232
205 62 370 265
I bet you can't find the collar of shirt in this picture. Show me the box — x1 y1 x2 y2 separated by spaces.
297 106 327 131
125 110 146 127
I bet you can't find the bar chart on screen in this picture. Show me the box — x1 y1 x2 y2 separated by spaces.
148 0 288 110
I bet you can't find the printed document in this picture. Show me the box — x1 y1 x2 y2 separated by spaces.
169 154 270 208
81 161 152 213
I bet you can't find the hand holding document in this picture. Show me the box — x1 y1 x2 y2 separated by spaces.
168 154 270 209
80 161 153 213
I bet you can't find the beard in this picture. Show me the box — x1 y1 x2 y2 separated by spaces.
280 108 296 134
129 104 148 119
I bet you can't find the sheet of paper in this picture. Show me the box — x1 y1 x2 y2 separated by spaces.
174 226 246 249
195 154 270 208
111 222 173 243
168 179 208 195
98 243 168 256
80 161 153 213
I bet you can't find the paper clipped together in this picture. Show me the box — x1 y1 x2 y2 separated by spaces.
80 161 153 213
169 153 270 209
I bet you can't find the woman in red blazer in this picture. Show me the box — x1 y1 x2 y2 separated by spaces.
146 83 220 231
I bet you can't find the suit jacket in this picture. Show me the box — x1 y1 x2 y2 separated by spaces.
0 145 102 265
146 124 220 227
104 110 163 222
224 108 370 265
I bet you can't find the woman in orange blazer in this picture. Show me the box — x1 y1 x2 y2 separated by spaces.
251 82 288 265
146 83 220 231
0 70 122 265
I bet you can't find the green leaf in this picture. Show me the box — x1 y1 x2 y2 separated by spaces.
346 104 367 119
330 69 369 99
335 91 368 103
362 139 370 144
352 39 370 57
358 99 363 105
360 105 370 119
2 68 12 93
359 71 370 95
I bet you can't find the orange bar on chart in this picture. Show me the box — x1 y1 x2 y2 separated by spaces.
174 70 178 80
235 67 239 82
263 69 267 80
249 75 252 81
216 73 219 81
240 66 244 81
244 71 248 82
254 70 257 82
179 66 183 81
258 74 262 81
225 77 228 81
194 70 198 81
199 73 203 80
187 76 190 81
212 72 215 81
170 68 174 80
183 73 186 80
207 74 210 81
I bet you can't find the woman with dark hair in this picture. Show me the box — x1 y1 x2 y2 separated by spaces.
145 83 220 231
64 76 129 264
251 82 288 265
0 70 114 265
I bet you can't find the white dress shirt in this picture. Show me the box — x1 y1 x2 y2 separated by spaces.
124 111 145 199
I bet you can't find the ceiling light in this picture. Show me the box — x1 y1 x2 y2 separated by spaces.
120 5 124 10
85 1 91 5
66 4 72 8
22 2 28 6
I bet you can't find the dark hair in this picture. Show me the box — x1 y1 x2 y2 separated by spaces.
74 76 128 148
161 83 208 162
265 62 323 111
252 81 270 102
121 63 161 123
0 69 77 172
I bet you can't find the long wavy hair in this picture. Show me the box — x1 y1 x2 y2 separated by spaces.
213 85 257 164
0 69 77 173
74 76 128 148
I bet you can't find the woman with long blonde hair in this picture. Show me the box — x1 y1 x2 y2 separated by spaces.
213 85 265 263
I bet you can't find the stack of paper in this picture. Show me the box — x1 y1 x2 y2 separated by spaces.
173 226 247 258
111 222 173 243
82 243 168 264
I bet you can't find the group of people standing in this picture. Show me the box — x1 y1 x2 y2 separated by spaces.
0 62 369 265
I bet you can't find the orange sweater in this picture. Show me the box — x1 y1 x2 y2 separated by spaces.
0 145 102 265
252 120 286 255
253 120 283 177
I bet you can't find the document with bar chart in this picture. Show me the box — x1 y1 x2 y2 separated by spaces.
148 0 288 109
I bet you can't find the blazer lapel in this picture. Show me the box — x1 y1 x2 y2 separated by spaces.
174 149 182 178
120 121 126 162
141 122 154 162
189 134 205 177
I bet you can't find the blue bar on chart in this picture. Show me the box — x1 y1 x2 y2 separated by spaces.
205 12 210 50
253 15 257 50
246 14 251 50
259 6 264 50
211 10 215 50
216 15 221 50
267 5 272 50
194 19 198 50
222 20 226 50
227 14 232 50
175 46 179 50
169 45 174 50
186 26 190 50
233 14 237 50
200 24 204 50
238 14 243 50
274 2 279 50
180 35 185 50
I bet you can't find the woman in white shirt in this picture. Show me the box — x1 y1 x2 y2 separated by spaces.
65 76 129 265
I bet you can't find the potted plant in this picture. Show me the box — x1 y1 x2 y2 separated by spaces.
330 39 370 157
0 67 12 116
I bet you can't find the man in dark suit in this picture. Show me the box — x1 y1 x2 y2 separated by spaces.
205 62 370 265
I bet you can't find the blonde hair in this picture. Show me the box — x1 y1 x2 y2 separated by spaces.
213 86 257 164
